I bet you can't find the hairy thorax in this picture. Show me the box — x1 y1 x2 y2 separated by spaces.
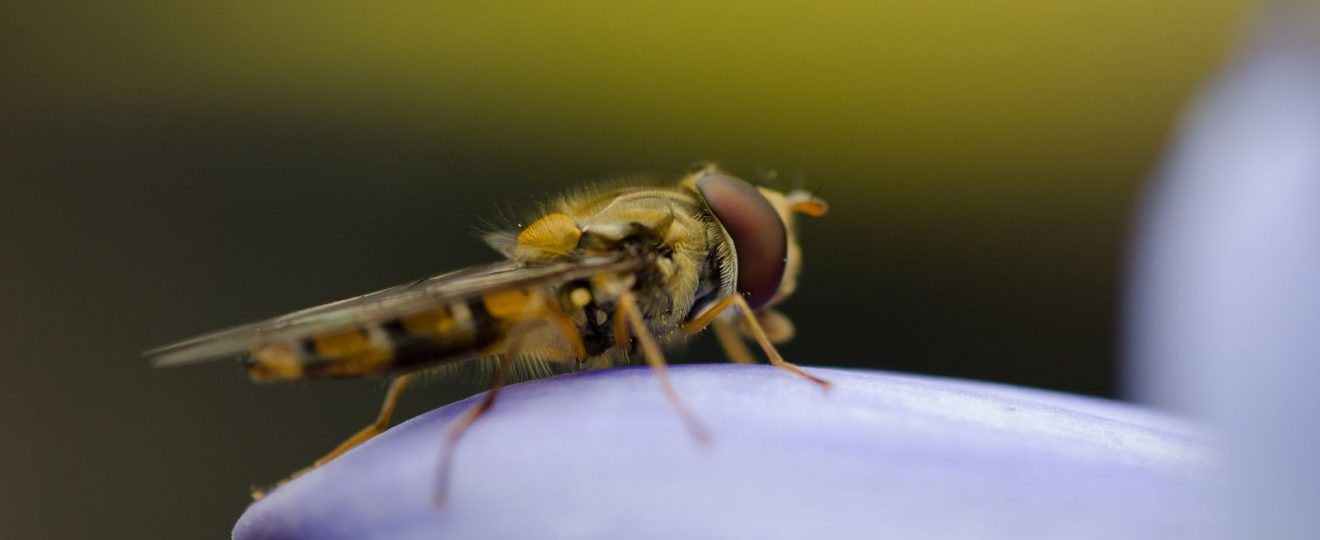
497 184 729 355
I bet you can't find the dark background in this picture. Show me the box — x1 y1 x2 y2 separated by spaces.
1 1 1251 537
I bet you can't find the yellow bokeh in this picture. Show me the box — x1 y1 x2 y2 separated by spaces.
10 1 1249 196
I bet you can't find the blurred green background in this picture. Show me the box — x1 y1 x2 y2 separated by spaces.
1 1 1250 537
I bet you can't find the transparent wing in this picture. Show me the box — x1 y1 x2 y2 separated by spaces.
144 255 641 367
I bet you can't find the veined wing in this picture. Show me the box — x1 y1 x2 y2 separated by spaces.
144 255 642 369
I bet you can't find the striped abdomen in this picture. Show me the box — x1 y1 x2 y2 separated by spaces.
244 288 546 381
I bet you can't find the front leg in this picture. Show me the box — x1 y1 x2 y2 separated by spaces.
682 295 830 390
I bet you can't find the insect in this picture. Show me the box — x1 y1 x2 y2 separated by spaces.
145 164 830 500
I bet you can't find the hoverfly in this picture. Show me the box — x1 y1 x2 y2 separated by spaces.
145 165 830 500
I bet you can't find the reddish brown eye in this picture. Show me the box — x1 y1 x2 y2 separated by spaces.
696 173 787 311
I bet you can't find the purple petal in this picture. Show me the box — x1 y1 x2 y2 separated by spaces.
235 365 1208 540
1123 7 1320 538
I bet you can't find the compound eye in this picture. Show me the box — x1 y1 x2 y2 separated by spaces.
696 173 787 311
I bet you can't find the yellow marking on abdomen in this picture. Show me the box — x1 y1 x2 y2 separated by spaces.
316 326 395 377
483 289 536 319
248 341 303 381
312 329 369 358
401 307 455 336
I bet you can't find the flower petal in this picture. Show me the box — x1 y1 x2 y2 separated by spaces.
235 365 1208 540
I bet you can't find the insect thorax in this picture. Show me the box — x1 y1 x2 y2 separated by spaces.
522 185 733 359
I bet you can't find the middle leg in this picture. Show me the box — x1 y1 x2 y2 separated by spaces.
434 355 512 505
615 289 710 443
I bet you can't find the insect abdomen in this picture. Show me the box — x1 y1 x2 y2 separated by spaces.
245 297 506 381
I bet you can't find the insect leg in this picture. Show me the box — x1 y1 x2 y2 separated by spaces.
251 373 415 500
711 318 758 364
681 297 759 364
435 354 511 505
680 296 757 365
431 292 582 503
684 295 830 390
537 293 587 360
313 374 416 467
680 295 737 334
616 290 710 442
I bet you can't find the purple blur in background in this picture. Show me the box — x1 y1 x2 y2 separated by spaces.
1124 4 1320 538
